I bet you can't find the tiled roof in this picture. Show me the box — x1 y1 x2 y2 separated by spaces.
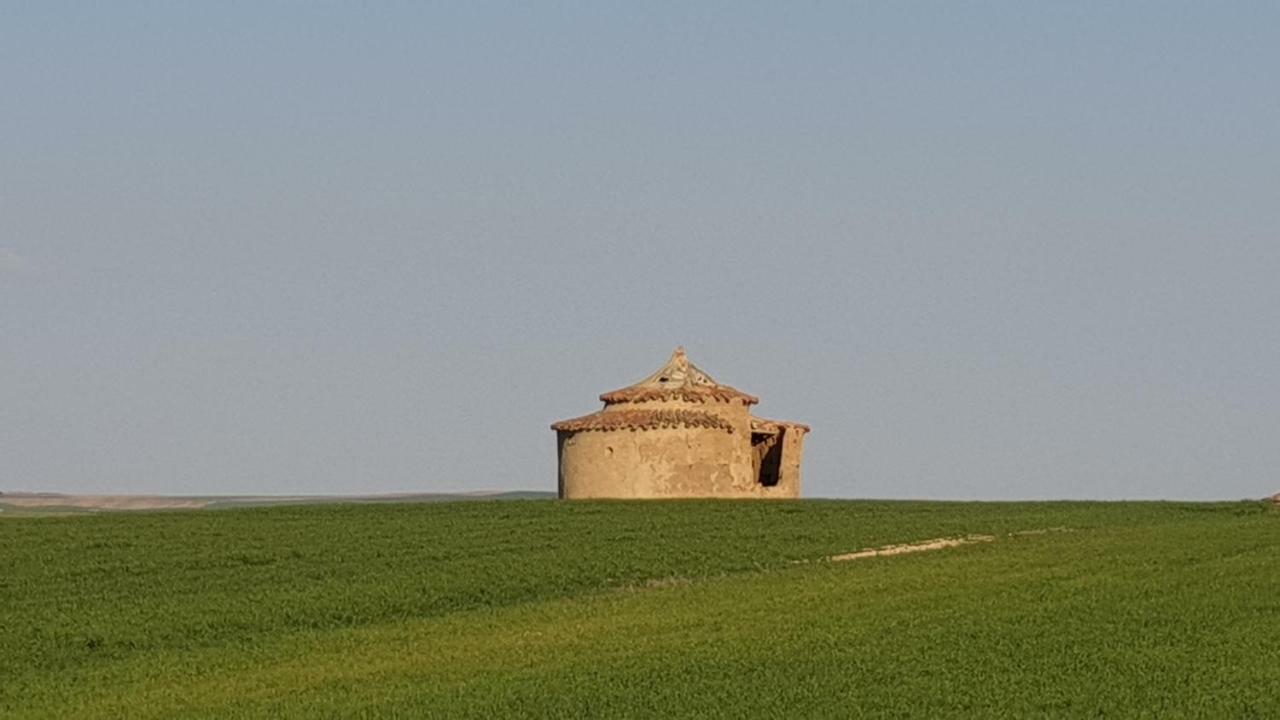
600 385 758 404
599 347 758 406
551 408 736 433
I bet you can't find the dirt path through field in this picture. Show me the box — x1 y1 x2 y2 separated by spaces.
630 527 1079 592
821 527 1077 563
826 535 995 561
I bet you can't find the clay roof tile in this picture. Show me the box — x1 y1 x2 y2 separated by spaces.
598 347 759 405
551 408 736 434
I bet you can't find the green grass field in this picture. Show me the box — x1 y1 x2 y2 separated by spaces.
2 500 1277 718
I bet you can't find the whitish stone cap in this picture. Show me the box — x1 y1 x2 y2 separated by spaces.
751 416 812 435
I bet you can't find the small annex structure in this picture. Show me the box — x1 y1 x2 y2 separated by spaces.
551 347 809 499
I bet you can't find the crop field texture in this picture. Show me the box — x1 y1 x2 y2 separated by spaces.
2 500 1277 718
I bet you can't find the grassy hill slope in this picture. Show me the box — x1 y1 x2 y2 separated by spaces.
2 500 1277 718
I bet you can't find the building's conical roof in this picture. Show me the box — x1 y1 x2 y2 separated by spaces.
598 347 758 405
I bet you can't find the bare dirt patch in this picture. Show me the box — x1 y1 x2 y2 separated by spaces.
825 535 996 562
817 527 1079 564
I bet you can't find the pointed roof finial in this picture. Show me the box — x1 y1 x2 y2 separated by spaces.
669 346 689 371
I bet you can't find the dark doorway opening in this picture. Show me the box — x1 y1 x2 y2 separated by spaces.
752 431 783 487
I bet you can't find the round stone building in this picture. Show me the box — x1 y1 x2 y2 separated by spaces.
551 347 809 499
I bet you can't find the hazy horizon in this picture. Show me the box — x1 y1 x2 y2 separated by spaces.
3 4 1277 501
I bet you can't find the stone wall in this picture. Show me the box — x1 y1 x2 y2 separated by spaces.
557 414 801 499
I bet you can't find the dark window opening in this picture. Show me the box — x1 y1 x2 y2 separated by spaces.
752 431 783 487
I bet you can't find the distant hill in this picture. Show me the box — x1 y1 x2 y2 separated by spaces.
0 491 555 514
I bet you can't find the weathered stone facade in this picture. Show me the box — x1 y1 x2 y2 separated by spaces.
552 348 809 499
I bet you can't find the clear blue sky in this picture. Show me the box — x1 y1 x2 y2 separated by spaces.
2 2 1277 499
